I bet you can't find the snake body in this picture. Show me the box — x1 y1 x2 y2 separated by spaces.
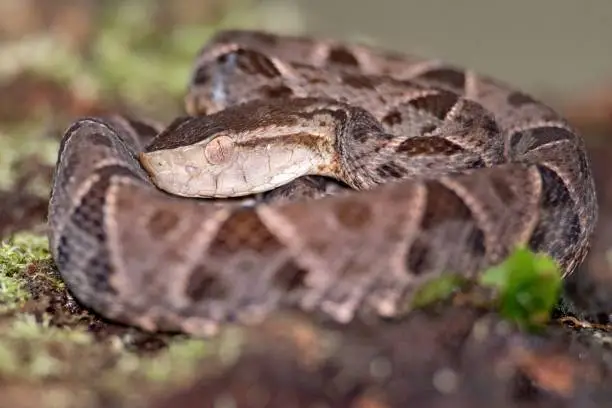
47 30 597 335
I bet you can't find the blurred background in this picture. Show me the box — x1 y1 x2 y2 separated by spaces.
0 2 611 406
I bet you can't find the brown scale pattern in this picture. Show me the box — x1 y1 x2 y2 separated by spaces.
207 210 285 257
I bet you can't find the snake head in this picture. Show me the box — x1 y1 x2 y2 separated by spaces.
139 101 338 198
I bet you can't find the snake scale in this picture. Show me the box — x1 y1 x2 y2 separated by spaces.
47 30 598 335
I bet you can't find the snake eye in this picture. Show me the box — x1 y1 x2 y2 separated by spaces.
204 135 235 165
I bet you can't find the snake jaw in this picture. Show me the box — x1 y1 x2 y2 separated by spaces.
138 140 316 198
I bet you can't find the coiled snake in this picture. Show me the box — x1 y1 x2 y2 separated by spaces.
47 30 598 335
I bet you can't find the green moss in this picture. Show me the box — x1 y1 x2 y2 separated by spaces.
0 312 217 382
0 312 242 401
0 284 246 405
0 233 50 310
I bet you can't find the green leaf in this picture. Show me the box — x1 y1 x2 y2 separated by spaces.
479 247 562 330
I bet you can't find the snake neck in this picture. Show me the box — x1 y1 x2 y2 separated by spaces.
332 106 410 191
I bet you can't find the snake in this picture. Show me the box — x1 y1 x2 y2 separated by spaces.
47 30 598 336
